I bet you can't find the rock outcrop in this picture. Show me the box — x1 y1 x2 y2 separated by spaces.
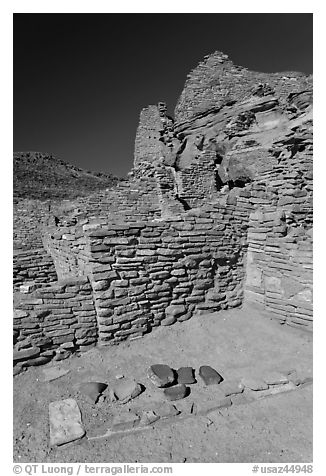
132 50 312 211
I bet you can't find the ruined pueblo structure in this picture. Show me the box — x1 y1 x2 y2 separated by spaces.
13 51 313 369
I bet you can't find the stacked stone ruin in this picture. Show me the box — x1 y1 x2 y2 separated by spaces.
13 51 313 369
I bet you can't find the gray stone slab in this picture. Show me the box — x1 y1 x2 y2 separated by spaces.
79 382 108 403
148 364 175 387
198 365 223 385
241 377 269 391
110 378 142 403
177 367 196 384
263 371 289 386
164 384 189 401
49 398 85 446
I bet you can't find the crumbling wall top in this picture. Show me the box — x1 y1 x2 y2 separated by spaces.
174 50 312 124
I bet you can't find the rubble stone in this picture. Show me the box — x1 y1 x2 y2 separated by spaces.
163 384 189 401
199 366 224 385
79 382 108 404
177 367 196 384
148 364 176 387
151 402 180 418
110 378 143 403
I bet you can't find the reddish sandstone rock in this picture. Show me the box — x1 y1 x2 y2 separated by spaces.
164 384 189 401
177 367 196 384
151 402 180 419
199 366 223 385
148 364 176 387
110 378 143 404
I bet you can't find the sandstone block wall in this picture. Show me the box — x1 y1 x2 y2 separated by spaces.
13 248 57 291
85 205 249 344
134 105 167 167
14 277 97 367
40 197 251 346
13 199 52 250
51 178 162 226
245 209 312 330
175 150 218 208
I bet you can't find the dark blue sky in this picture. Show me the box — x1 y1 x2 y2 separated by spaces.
13 13 313 177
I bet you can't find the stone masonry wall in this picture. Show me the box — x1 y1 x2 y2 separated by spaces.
47 178 162 230
13 277 97 368
241 118 313 329
245 208 312 330
175 149 218 208
134 103 172 167
13 199 52 250
86 204 249 345
13 178 162 254
13 248 58 291
41 198 251 346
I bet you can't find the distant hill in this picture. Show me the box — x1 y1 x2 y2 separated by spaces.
13 151 121 201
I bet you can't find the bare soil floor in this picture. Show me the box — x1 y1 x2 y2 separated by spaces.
13 305 313 463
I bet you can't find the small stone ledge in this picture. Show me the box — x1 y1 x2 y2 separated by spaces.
86 378 311 442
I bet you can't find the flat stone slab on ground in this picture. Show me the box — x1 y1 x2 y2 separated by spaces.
177 367 196 384
79 382 108 404
219 379 244 397
198 365 223 385
203 396 232 414
148 364 175 387
263 371 289 386
111 411 140 432
42 366 70 382
149 402 180 418
110 378 142 403
241 377 269 391
49 398 85 446
254 382 296 399
283 369 311 386
164 384 189 401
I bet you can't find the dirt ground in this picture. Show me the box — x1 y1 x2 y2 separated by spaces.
13 305 313 463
